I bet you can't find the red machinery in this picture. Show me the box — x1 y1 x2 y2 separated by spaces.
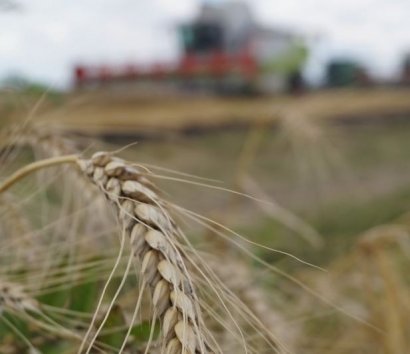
73 2 306 94
74 52 257 87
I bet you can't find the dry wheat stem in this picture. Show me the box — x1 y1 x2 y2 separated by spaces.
0 155 78 194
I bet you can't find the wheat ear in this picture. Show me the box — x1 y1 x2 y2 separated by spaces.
77 152 211 353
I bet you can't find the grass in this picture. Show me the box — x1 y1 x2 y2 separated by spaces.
250 182 410 268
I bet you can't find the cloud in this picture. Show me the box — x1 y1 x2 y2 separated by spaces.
0 0 409 87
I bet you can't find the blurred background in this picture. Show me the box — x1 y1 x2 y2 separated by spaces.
1 0 410 277
1 0 410 91
0 0 410 263
1 1 410 352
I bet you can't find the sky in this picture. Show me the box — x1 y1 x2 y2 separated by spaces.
0 0 409 88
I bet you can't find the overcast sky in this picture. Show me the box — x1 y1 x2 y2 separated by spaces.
1 0 409 88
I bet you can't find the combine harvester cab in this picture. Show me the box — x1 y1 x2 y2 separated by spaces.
177 2 308 94
74 2 308 95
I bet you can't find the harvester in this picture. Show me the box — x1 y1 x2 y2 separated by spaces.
73 2 307 94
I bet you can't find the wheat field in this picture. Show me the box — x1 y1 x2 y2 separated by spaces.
0 92 410 353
